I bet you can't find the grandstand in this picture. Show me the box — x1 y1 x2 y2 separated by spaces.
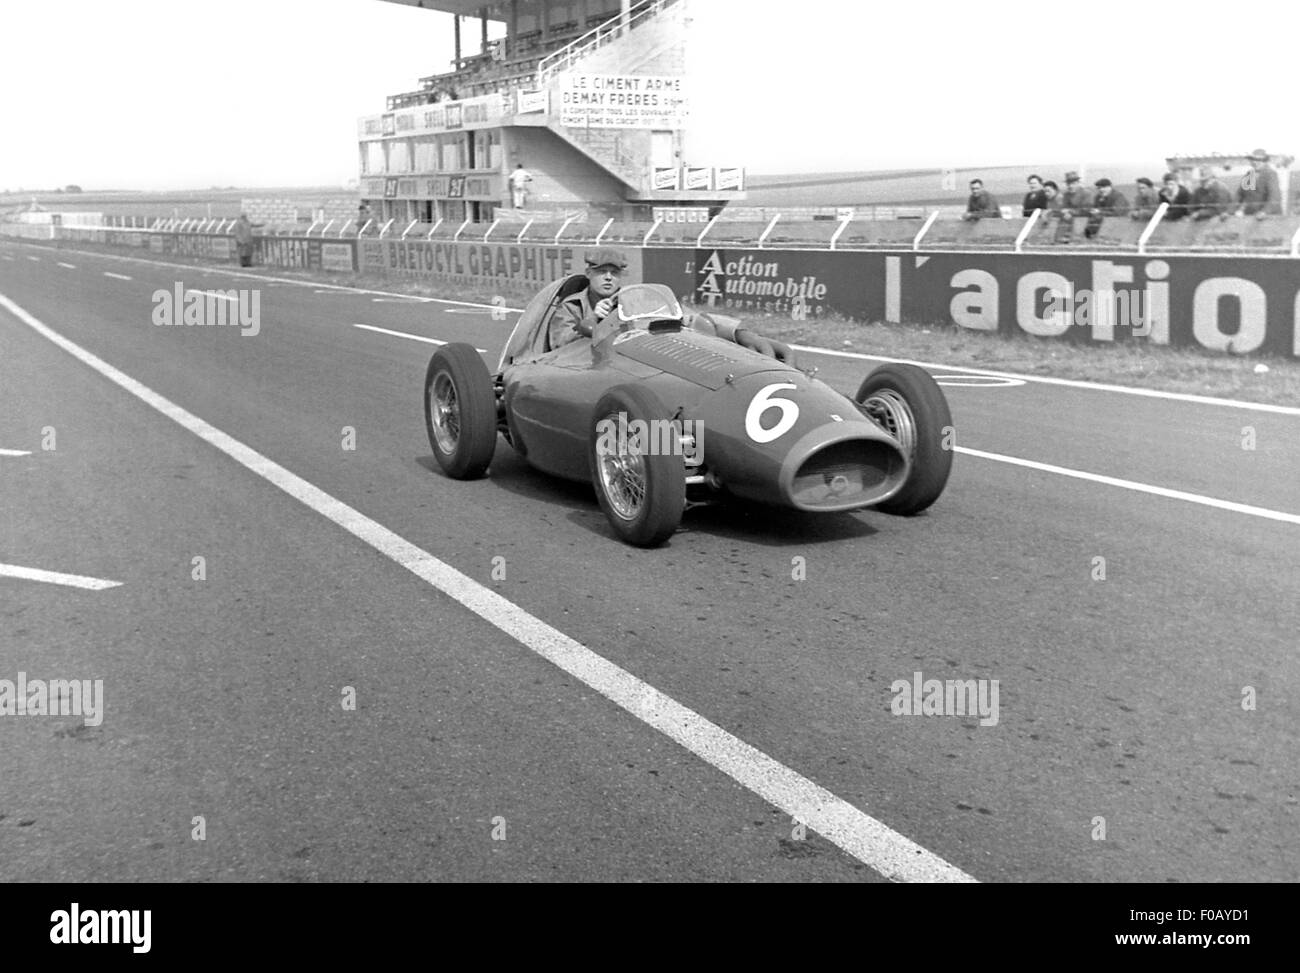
357 0 744 229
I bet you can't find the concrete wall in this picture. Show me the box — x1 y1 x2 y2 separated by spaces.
504 126 630 215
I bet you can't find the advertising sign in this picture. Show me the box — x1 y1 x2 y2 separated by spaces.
558 74 688 129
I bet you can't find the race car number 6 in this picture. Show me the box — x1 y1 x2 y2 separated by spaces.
745 383 800 443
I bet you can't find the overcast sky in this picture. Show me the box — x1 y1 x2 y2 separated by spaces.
1 0 1294 190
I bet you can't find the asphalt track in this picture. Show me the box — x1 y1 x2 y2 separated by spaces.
1 238 1296 882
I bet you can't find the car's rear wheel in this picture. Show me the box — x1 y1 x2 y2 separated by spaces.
855 364 952 515
424 344 497 479
588 386 685 547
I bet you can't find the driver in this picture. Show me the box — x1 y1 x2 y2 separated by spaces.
548 248 628 349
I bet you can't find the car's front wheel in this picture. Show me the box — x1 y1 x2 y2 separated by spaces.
424 344 497 479
855 363 953 515
588 385 685 547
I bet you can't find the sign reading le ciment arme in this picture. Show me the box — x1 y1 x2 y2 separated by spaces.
558 74 689 129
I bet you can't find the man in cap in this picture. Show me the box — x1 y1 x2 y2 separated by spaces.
1083 177 1128 238
1060 171 1093 214
1159 173 1191 220
1191 166 1233 220
549 248 628 349
1235 149 1281 218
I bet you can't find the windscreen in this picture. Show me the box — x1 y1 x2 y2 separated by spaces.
613 284 684 327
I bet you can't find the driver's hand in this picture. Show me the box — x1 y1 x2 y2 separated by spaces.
594 297 616 321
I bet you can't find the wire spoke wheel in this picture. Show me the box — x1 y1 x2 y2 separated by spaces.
861 388 918 457
430 372 461 454
595 417 647 520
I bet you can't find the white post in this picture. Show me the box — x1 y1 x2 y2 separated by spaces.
401 219 418 239
1138 202 1169 256
555 214 577 243
516 218 535 243
426 217 443 239
482 217 501 241
593 217 614 245
757 213 780 249
452 217 472 241
379 218 396 238
306 219 322 236
696 213 719 248
1290 220 1300 258
1013 207 1042 253
912 210 940 251
829 214 852 251
642 216 663 247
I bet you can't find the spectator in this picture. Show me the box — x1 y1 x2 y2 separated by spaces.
1235 148 1281 218
1091 179 1129 215
509 163 533 209
1084 178 1128 238
233 213 255 267
1042 180 1063 215
1190 166 1233 220
961 178 1000 220
1061 171 1093 214
1159 172 1191 220
1022 174 1048 216
1130 178 1160 220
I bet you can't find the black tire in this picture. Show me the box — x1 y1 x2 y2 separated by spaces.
588 385 685 547
854 364 953 515
424 344 497 479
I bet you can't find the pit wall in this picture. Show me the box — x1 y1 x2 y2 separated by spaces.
8 225 1298 358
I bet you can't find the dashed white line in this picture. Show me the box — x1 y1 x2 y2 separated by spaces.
0 562 122 591
189 289 238 302
353 323 487 353
0 448 33 457
26 255 40 262
0 288 976 884
956 446 1300 526
57 261 77 269
103 272 133 281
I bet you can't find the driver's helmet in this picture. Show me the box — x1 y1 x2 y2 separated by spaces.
612 283 685 330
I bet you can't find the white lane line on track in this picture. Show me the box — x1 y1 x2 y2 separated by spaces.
189 289 238 302
0 562 122 590
957 446 1300 526
371 296 428 303
0 288 975 884
57 262 77 269
20 240 1284 415
103 272 133 281
791 345 1300 417
0 448 33 456
26 255 40 261
353 323 488 354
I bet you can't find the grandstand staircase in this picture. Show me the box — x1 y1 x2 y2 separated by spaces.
537 0 689 195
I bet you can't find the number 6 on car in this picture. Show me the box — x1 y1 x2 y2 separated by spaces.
422 278 954 548
744 383 800 443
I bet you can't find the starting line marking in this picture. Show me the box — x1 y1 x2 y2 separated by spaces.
0 563 122 591
0 287 976 884
353 323 487 353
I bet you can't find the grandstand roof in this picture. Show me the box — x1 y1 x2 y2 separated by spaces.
379 0 506 18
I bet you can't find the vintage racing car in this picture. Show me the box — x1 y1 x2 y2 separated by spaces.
422 277 953 546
